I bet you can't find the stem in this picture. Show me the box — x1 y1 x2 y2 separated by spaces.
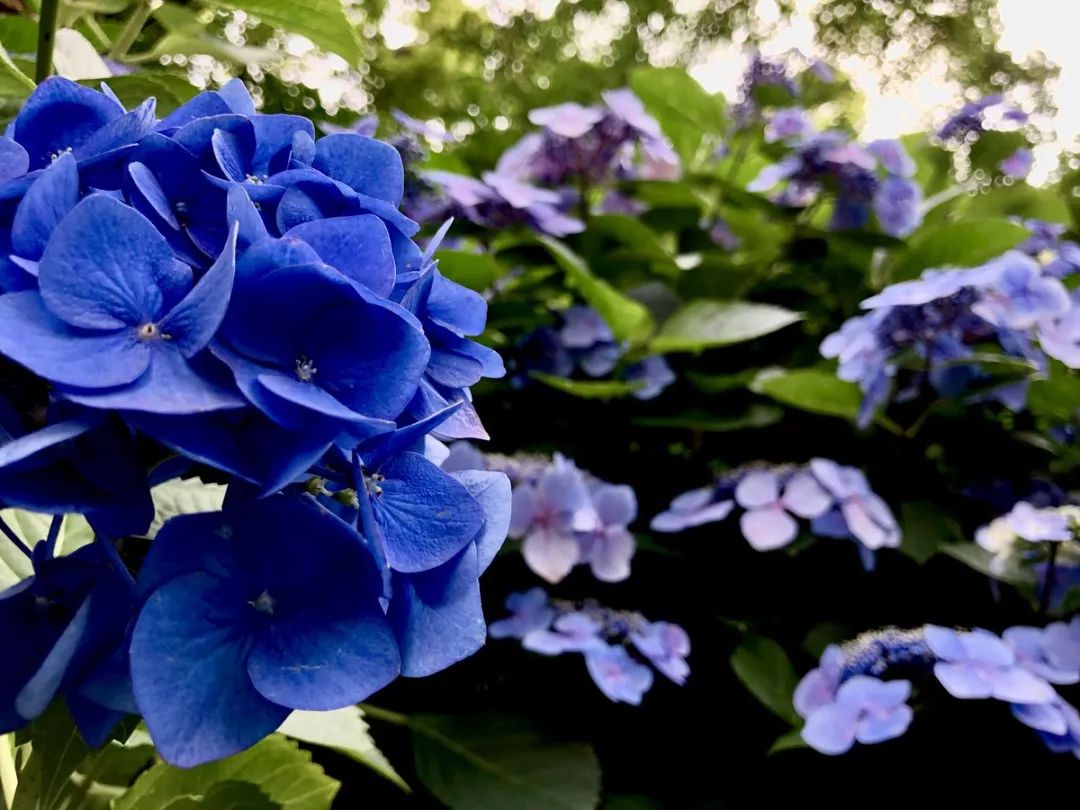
0 516 31 559
359 704 409 727
83 16 113 51
34 0 61 83
1039 542 1060 618
43 515 61 558
107 0 154 61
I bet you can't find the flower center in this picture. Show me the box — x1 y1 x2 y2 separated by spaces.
137 323 165 341
365 473 385 497
250 590 276 615
295 355 317 382
246 173 267 184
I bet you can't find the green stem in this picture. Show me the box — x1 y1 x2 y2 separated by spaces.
108 0 154 61
34 0 62 83
359 704 410 727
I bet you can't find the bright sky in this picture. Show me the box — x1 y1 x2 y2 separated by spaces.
688 0 1080 184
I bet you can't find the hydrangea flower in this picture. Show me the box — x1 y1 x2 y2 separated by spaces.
489 590 687 705
652 460 899 559
0 76 512 765
801 676 914 755
1000 147 1034 179
924 625 1055 704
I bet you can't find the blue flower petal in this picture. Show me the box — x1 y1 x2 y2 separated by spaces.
130 571 289 768
313 133 404 204
0 138 29 182
388 544 484 677
38 195 174 330
11 152 78 259
159 224 237 356
452 470 511 573
12 78 122 169
373 451 485 573
0 291 151 388
284 214 396 296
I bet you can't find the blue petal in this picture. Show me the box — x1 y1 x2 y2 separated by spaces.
12 78 122 169
156 91 232 132
73 98 156 162
0 291 151 388
211 128 248 181
127 161 179 229
159 224 237 356
38 195 174 330
0 415 97 470
219 78 256 115
388 544 484 677
284 214 396 296
0 138 29 182
11 152 78 259
131 571 289 768
408 379 490 441
251 116 315 175
172 115 254 174
373 451 485 573
452 470 511 573
355 401 463 470
61 345 245 415
227 185 269 250
15 595 93 720
131 408 338 494
313 133 404 204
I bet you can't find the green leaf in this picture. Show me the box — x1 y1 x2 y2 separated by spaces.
749 367 861 421
686 368 761 393
584 215 678 275
767 730 807 755
536 236 654 345
409 714 600 810
628 67 724 164
148 476 227 537
0 41 34 93
437 250 505 293
898 501 961 565
198 0 362 66
802 622 852 658
632 405 782 432
94 73 199 117
968 131 1027 176
530 372 644 400
650 300 802 354
1029 360 1080 422
279 707 408 792
965 183 1071 224
115 735 338 810
12 703 93 810
885 218 1029 283
730 634 800 726
156 781 277 809
940 543 1033 588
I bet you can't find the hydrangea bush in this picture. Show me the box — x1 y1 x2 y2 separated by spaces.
4 6 1080 807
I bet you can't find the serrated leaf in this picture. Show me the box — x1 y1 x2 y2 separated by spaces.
409 714 600 810
530 372 644 400
115 735 338 810
157 781 279 809
198 0 362 66
650 300 802 354
730 634 800 726
885 218 1028 283
147 477 227 538
536 236 654 346
279 707 408 792
0 511 93 589
1029 360 1080 422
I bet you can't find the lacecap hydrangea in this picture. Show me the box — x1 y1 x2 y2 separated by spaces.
0 77 511 766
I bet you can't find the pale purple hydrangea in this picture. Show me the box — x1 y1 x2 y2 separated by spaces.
801 676 914 755
765 107 811 143
650 485 735 533
1000 147 1033 179
490 591 688 705
925 625 1056 704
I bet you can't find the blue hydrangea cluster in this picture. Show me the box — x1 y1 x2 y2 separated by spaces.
0 77 512 766
510 305 675 399
444 442 639 584
748 132 923 237
821 240 1080 427
651 459 900 564
489 588 689 705
976 501 1080 607
795 620 1080 758
420 88 678 236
